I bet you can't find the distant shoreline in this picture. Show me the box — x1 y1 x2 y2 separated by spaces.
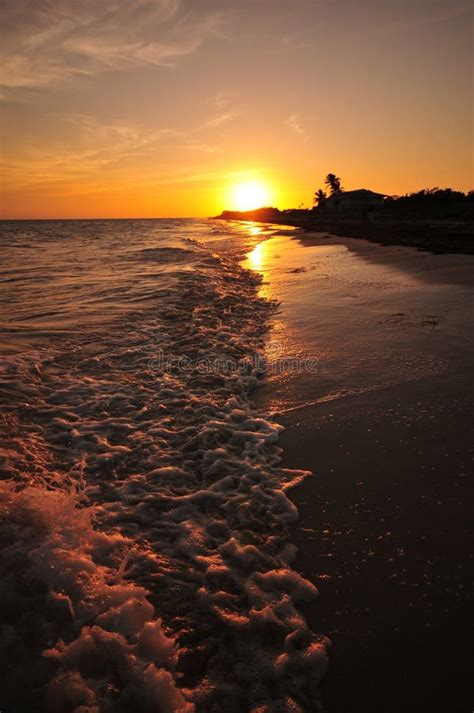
216 212 474 255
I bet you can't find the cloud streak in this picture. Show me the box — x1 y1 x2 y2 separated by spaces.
0 0 228 93
285 113 309 141
0 111 227 194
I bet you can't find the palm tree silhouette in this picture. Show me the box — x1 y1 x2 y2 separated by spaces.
314 189 327 207
324 173 343 196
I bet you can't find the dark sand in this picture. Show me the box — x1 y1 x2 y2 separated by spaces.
244 230 474 712
295 218 474 255
217 213 474 255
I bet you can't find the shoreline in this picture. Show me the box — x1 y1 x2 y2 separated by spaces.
246 231 474 712
217 215 474 255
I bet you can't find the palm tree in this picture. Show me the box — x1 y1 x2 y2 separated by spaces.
324 173 343 196
314 189 327 207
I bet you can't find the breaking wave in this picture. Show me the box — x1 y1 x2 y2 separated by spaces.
0 219 328 713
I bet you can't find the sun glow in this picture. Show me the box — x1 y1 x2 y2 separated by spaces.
230 181 271 211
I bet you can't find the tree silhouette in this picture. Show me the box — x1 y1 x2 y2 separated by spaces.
324 173 343 196
314 189 327 207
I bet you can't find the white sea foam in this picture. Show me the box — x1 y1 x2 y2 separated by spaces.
0 482 193 713
0 219 328 712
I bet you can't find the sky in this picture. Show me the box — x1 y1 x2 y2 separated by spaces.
0 0 472 219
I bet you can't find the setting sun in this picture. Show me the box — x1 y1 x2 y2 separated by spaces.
230 181 271 212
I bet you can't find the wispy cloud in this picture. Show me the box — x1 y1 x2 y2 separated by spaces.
205 112 237 128
0 0 228 94
209 91 234 111
1 144 251 198
203 92 240 129
373 2 472 36
0 111 225 193
285 113 309 141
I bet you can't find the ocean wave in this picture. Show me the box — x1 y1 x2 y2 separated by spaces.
0 220 327 712
129 247 198 264
0 482 192 713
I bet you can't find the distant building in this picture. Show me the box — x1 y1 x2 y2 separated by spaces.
326 189 387 217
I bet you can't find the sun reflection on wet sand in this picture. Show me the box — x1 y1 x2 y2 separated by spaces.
243 229 466 418
246 241 266 269
242 225 284 274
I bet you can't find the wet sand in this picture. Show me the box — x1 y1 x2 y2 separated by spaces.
216 212 474 254
245 231 474 712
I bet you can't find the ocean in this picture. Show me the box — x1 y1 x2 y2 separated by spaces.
0 219 327 713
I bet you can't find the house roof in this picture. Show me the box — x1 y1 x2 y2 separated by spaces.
339 189 387 199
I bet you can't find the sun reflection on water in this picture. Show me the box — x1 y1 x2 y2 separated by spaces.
242 235 276 302
247 241 265 269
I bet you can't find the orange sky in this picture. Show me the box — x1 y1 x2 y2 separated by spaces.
0 0 472 219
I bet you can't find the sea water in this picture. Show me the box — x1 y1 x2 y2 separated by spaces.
0 219 327 713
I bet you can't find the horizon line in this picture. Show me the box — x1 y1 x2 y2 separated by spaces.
0 216 207 221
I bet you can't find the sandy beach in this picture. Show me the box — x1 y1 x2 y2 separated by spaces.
244 229 474 712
